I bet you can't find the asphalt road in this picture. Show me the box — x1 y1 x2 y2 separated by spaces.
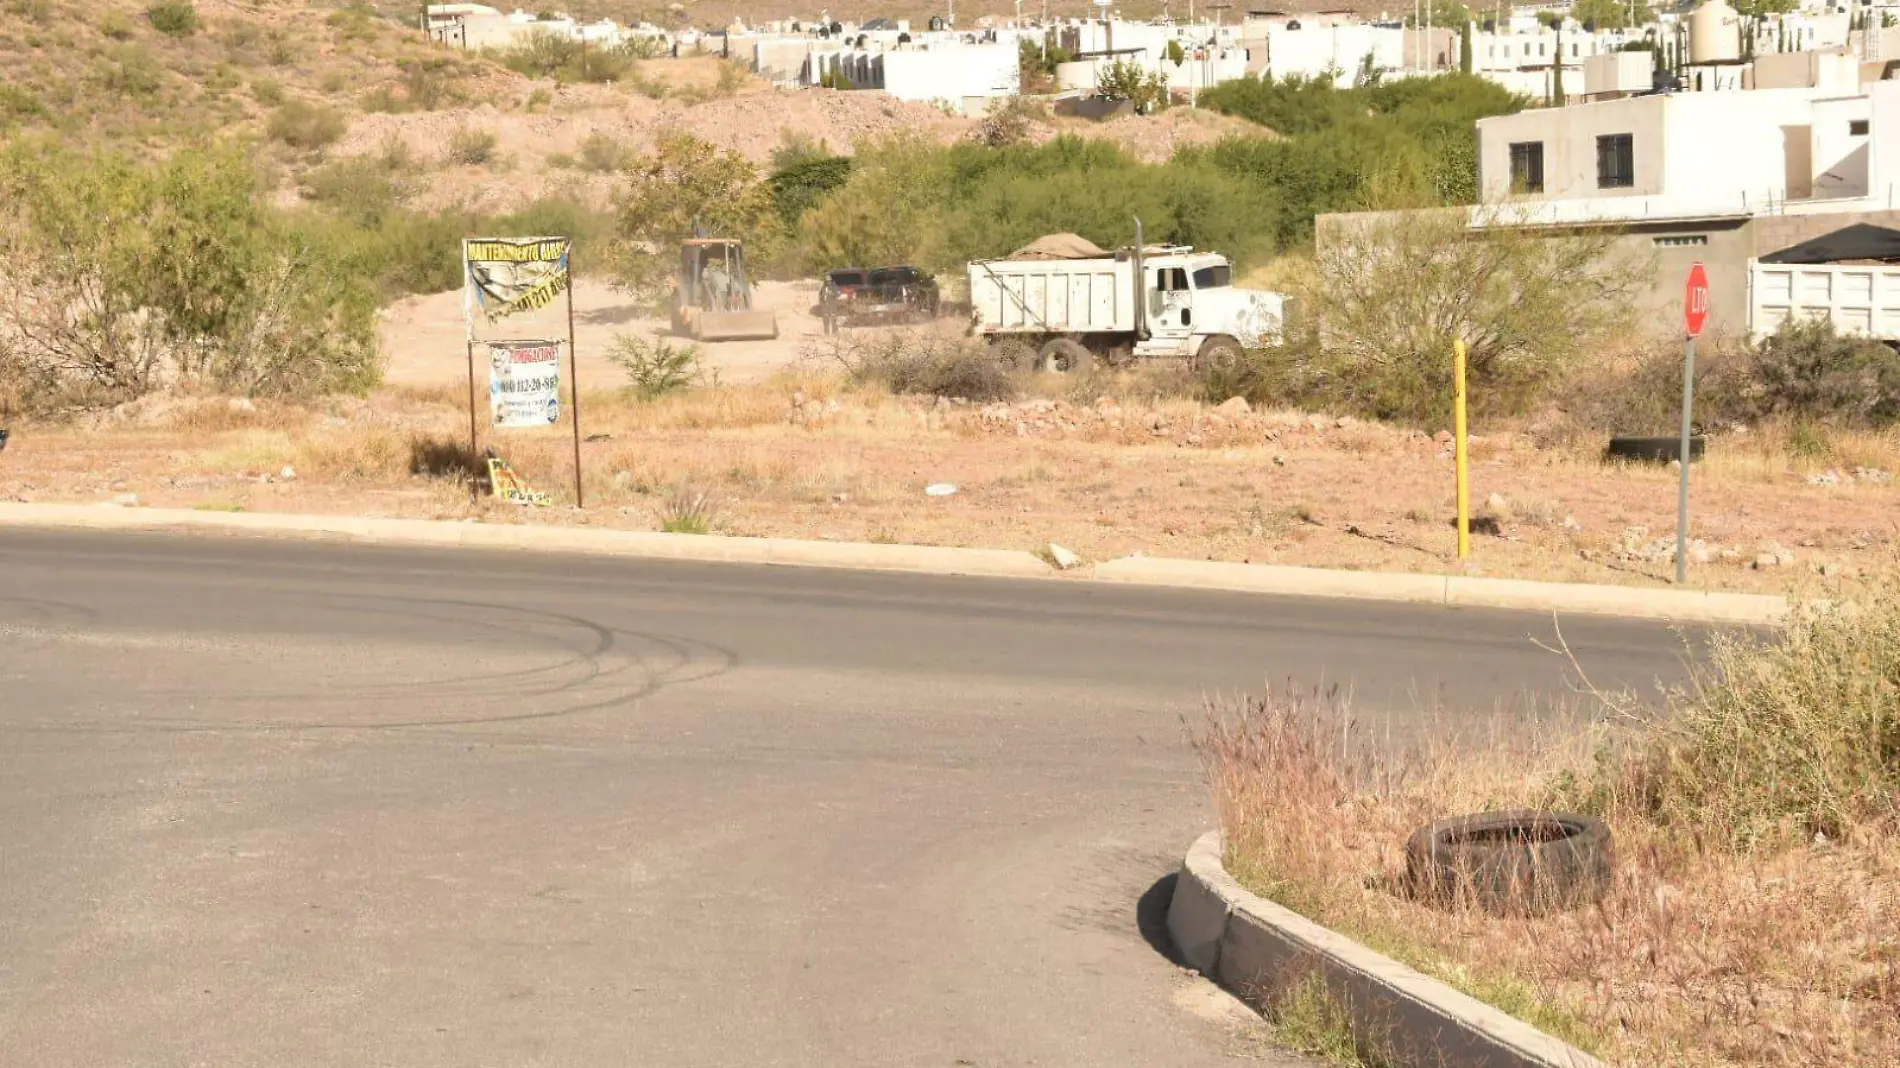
0 530 1703 1068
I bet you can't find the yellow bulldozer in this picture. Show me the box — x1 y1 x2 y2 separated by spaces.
671 238 778 342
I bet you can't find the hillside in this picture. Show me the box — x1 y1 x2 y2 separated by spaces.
0 0 1274 219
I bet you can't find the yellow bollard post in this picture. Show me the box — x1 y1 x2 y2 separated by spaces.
1454 340 1470 561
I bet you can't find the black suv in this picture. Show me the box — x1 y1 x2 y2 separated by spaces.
818 265 940 331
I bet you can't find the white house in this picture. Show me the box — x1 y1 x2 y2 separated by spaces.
808 42 1021 114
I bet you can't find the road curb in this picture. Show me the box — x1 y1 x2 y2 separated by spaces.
0 503 1053 581
1094 556 1785 624
1167 832 1606 1068
0 503 1786 623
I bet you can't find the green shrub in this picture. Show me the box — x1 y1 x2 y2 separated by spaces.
578 130 632 173
145 0 199 37
609 334 703 399
100 9 134 39
766 152 852 227
249 76 284 107
1737 317 1900 427
496 29 636 84
267 100 347 151
1285 206 1639 425
96 45 165 100
0 140 380 409
0 84 44 126
447 126 500 166
1591 594 1900 850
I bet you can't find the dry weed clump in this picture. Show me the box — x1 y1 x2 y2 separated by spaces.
1199 598 1900 1067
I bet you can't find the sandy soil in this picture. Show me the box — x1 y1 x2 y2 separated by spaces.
4 378 1893 601
378 277 964 390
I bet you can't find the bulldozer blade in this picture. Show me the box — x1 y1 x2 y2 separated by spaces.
694 310 779 342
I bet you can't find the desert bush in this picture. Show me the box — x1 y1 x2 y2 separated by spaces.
1291 205 1641 425
447 128 497 167
1732 317 1900 427
658 482 718 533
766 151 852 228
578 130 632 173
0 141 379 410
831 330 1016 402
972 96 1035 147
100 9 135 39
299 150 418 227
447 126 500 166
249 76 284 106
0 85 44 127
608 334 703 399
95 44 165 101
267 100 347 151
1582 594 1900 851
496 29 637 84
145 1 199 37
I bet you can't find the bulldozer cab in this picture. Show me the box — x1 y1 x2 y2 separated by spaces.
674 238 778 341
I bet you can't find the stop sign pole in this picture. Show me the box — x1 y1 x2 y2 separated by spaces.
1677 261 1709 585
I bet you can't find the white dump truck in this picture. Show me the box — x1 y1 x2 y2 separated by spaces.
1748 260 1900 342
966 224 1286 372
1748 223 1900 342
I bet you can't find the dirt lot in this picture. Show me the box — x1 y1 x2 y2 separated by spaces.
3 363 1894 600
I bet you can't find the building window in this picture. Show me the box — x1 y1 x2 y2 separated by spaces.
1851 119 1870 136
1597 133 1635 189
1653 235 1709 247
1509 141 1546 193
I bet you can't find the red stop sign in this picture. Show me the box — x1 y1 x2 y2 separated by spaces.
1684 261 1710 338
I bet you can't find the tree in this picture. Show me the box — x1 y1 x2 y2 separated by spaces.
1551 20 1566 106
1164 39 1186 67
1298 206 1642 424
1572 0 1646 31
0 140 377 410
1095 58 1169 113
612 133 781 300
1459 25 1474 73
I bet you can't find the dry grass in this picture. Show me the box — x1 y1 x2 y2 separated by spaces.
5 373 1897 597
1197 599 1900 1067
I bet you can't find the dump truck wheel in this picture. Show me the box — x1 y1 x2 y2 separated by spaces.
1036 338 1093 374
1194 335 1244 374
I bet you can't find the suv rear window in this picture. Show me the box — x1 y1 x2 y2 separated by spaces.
828 270 866 286
869 266 926 285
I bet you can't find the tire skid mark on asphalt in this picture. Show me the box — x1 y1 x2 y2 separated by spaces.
0 593 738 735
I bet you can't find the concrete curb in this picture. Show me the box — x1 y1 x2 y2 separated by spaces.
0 503 1053 581
1167 831 1605 1068
0 503 1786 623
1095 556 1786 624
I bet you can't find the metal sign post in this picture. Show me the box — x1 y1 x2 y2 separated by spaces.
460 236 583 508
1676 261 1710 585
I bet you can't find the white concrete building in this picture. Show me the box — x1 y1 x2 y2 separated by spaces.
808 42 1021 114
1475 79 1900 217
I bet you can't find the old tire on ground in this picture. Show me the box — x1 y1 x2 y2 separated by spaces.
1194 335 1245 374
1404 810 1612 917
1036 337 1094 374
1606 435 1706 464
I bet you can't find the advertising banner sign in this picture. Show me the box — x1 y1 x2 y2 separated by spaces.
488 340 562 428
